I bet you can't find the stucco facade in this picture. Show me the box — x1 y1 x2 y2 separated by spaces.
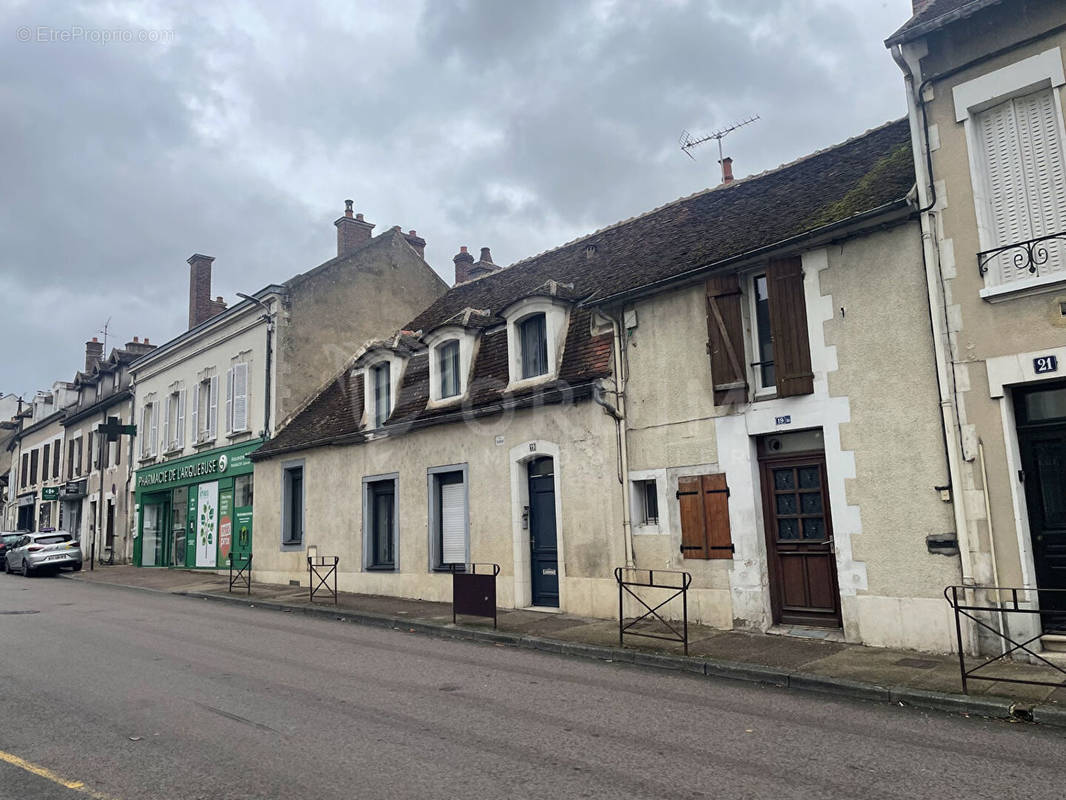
890 0 1066 653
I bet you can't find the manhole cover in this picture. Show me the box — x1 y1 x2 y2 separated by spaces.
894 657 939 669
0 610 40 615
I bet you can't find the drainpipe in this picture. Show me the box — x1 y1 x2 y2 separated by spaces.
594 310 635 569
892 45 978 651
237 293 275 438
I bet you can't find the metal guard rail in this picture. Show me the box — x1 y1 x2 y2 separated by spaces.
944 584 1066 694
615 567 692 655
228 552 252 595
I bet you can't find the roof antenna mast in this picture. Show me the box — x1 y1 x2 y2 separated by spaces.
680 114 760 183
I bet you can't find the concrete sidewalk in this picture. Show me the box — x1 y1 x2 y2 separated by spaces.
65 565 1066 728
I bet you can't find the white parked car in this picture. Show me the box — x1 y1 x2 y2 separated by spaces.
5 531 83 576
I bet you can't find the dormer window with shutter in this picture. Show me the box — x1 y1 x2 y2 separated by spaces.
706 257 813 404
953 48 1066 300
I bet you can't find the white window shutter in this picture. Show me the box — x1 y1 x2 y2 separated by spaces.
233 363 248 432
208 375 218 439
176 389 186 447
140 406 148 457
191 383 199 443
440 481 467 565
225 368 234 433
148 404 158 456
1015 89 1066 276
161 394 170 451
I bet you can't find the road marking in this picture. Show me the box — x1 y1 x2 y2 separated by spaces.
0 748 116 799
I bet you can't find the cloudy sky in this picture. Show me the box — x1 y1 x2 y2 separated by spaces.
1 0 914 394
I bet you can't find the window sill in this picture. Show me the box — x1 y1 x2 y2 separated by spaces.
980 272 1066 303
752 389 779 403
193 438 217 450
137 456 157 466
226 430 253 442
425 394 464 410
505 372 556 393
280 540 303 552
365 565 397 572
163 446 184 458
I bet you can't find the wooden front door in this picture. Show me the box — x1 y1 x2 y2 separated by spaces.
1015 381 1066 633
760 453 841 627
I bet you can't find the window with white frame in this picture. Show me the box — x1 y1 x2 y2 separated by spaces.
749 273 775 391
191 375 219 443
140 402 157 458
162 388 185 452
425 328 475 403
953 48 1066 294
226 362 249 434
438 340 461 399
371 361 391 428
519 314 548 379
429 467 468 569
503 297 570 387
636 479 659 525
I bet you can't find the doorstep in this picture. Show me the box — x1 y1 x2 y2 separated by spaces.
767 624 846 643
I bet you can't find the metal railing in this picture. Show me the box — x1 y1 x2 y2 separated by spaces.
308 555 339 605
228 552 252 595
977 230 1066 277
615 567 691 655
944 585 1066 694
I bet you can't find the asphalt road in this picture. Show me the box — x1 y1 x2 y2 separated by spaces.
0 575 1063 800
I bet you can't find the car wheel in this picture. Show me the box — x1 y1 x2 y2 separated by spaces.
22 560 33 577
71 562 82 572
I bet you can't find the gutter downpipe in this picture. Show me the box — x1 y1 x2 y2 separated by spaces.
594 310 635 569
892 44 978 654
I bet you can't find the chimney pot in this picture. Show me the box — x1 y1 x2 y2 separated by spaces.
719 156 734 185
144 338 149 344
479 247 493 263
335 202 374 257
468 246 502 282
133 336 139 343
453 246 476 285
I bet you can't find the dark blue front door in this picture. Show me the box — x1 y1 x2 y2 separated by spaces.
528 457 559 607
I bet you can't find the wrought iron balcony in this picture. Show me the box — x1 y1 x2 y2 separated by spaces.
977 230 1066 277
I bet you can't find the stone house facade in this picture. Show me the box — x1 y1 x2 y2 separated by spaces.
888 0 1066 653
251 121 964 653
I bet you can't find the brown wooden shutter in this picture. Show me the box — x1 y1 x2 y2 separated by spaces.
767 256 813 397
705 275 748 405
678 473 734 559
678 475 707 558
701 473 734 559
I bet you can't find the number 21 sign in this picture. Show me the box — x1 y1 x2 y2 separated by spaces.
1034 355 1059 374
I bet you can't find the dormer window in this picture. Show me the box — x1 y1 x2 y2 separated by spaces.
439 340 461 399
371 361 391 427
519 314 548 379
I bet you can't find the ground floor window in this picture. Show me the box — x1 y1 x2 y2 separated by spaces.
282 464 304 547
364 475 397 570
171 487 188 566
429 467 468 569
38 502 52 531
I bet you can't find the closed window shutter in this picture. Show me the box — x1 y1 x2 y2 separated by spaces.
705 275 748 405
1015 89 1066 276
678 476 707 559
233 363 248 431
162 394 171 451
208 375 218 438
225 368 234 433
440 480 466 565
766 257 813 397
176 390 185 447
678 474 733 559
148 405 158 456
191 384 199 442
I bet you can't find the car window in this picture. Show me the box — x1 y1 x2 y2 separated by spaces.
35 534 71 545
1 534 20 544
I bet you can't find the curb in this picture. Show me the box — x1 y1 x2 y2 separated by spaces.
65 576 1065 729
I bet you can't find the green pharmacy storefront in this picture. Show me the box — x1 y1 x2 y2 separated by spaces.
134 440 260 569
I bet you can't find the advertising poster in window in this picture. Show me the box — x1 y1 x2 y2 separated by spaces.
218 488 233 562
234 509 253 557
195 481 218 567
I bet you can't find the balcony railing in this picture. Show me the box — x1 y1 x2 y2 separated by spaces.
977 230 1066 277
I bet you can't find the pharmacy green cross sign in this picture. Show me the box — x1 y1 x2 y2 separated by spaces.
97 416 136 442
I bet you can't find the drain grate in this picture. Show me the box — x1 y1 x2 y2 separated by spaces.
894 657 940 669
0 610 40 615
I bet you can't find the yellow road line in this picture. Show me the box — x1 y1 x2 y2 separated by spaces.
0 748 117 799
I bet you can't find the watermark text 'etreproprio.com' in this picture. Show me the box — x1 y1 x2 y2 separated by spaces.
16 25 175 44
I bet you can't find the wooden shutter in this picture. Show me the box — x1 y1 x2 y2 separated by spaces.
225 368 234 433
42 444 50 480
52 441 60 477
208 375 219 439
148 406 158 456
232 363 248 432
1010 90 1065 278
162 394 171 451
191 383 200 442
705 274 747 405
677 473 734 560
767 257 813 397
176 390 186 446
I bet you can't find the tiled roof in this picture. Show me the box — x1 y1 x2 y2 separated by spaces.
885 0 1001 46
254 119 914 460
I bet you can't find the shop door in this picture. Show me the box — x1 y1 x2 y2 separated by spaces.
169 487 188 567
760 453 841 627
528 457 559 608
140 498 169 567
1016 382 1066 633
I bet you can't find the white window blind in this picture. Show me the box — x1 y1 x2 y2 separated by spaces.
232 363 248 432
978 88 1066 284
440 480 466 565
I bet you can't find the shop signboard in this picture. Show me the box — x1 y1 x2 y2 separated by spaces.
41 487 59 501
234 509 253 556
196 481 218 567
219 489 233 562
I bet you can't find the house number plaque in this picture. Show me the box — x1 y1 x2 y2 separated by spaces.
1034 355 1058 374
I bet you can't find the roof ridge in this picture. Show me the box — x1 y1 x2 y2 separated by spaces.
496 117 908 273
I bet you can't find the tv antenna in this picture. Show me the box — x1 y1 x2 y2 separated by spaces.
680 114 760 181
98 316 112 360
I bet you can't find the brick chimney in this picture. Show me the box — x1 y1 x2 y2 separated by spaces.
84 337 103 373
124 336 157 356
719 157 734 185
187 253 217 328
453 246 475 285
469 247 501 280
404 229 426 259
335 199 374 257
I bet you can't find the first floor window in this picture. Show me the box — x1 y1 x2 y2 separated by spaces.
192 376 219 443
29 449 38 485
282 465 303 545
519 313 548 379
226 363 249 433
431 469 467 568
20 453 28 488
366 477 396 570
439 340 460 399
42 444 50 481
752 273 775 390
53 440 61 476
635 479 659 525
